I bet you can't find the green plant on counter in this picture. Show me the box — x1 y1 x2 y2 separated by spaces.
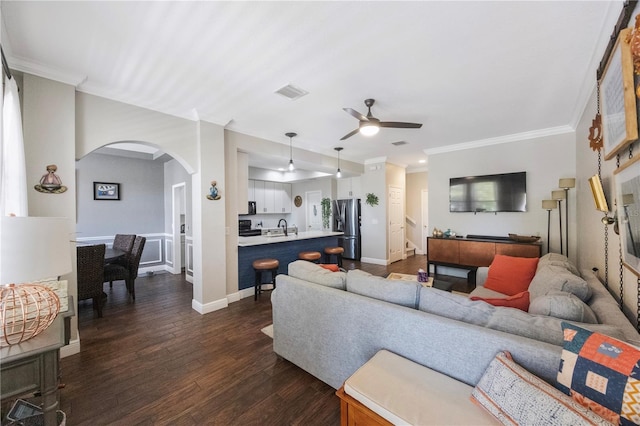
321 197 331 229
366 193 379 207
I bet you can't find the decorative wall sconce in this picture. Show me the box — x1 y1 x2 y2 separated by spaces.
206 180 221 200
542 200 557 254
34 164 67 194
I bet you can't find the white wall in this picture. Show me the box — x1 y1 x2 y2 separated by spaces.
576 84 640 325
290 177 335 230
428 132 576 259
21 74 79 349
360 160 388 263
75 93 197 172
406 171 428 251
76 153 165 236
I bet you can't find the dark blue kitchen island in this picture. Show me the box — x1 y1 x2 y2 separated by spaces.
238 231 343 290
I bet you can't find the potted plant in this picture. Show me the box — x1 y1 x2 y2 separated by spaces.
321 197 332 229
366 193 379 207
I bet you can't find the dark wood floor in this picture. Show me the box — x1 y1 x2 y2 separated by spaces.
6 255 469 425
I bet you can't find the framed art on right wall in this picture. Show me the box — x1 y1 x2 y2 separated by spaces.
614 155 640 276
601 28 638 161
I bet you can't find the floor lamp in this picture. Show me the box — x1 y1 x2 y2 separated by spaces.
552 190 566 255
559 178 575 257
542 200 557 254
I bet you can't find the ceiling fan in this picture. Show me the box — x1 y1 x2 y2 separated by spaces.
340 98 422 141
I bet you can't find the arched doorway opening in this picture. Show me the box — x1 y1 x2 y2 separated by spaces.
75 141 194 297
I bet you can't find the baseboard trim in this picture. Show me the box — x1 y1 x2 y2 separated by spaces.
60 338 80 358
192 297 228 314
360 257 389 266
227 287 256 303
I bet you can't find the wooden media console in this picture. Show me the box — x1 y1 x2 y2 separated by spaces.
427 236 541 284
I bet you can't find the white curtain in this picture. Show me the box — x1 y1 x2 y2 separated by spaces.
0 75 27 217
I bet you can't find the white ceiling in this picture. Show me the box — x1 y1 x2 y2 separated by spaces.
1 1 621 171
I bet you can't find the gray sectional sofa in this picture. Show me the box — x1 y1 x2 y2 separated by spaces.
271 256 639 391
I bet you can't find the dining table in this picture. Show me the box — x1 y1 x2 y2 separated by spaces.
104 247 126 264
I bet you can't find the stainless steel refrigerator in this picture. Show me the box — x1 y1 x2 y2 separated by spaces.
333 198 361 260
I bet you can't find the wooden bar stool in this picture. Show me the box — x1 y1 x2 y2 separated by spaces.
252 258 279 300
324 246 344 267
298 251 321 263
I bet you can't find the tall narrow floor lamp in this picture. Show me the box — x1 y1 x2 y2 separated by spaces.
542 200 557 254
559 178 576 257
552 190 566 255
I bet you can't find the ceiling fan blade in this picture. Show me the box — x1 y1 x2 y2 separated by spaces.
379 121 423 129
340 128 361 140
343 108 369 122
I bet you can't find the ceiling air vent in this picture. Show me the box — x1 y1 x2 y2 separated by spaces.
275 84 309 100
391 141 408 146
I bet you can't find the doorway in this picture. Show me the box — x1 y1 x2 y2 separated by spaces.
389 185 403 263
306 190 322 231
172 183 186 273
421 189 429 255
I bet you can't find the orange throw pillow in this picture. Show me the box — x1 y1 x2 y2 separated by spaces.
483 254 539 296
470 291 530 312
319 264 340 272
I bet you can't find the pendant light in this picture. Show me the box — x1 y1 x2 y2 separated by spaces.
286 132 297 171
334 147 343 178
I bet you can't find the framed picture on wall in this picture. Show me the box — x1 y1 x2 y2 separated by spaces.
614 155 640 276
93 182 120 201
601 28 638 160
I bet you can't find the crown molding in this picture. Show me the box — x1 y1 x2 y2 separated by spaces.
7 54 87 87
424 125 574 156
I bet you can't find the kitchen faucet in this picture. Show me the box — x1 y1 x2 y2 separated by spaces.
277 218 288 236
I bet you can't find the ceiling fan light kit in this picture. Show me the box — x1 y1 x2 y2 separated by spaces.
359 122 379 136
341 98 422 140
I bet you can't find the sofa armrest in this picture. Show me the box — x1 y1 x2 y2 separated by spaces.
476 267 489 287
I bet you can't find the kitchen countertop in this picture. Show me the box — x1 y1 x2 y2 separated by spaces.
238 231 343 247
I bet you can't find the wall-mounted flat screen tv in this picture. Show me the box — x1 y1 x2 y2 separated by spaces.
449 172 527 213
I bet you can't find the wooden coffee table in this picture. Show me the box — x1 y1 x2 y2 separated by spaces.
386 273 453 292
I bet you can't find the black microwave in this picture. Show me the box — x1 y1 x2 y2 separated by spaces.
248 201 256 215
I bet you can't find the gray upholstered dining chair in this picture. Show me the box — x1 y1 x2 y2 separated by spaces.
77 244 107 317
104 236 146 300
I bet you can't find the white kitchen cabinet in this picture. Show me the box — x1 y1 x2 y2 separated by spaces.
250 180 292 214
263 181 276 213
337 177 362 199
237 152 249 214
282 183 292 213
248 179 255 202
274 183 292 213
254 180 266 213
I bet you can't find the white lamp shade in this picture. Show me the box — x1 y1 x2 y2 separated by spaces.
0 217 72 285
559 178 576 189
542 200 557 210
551 190 566 200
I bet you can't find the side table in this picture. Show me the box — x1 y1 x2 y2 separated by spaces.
1 298 74 426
